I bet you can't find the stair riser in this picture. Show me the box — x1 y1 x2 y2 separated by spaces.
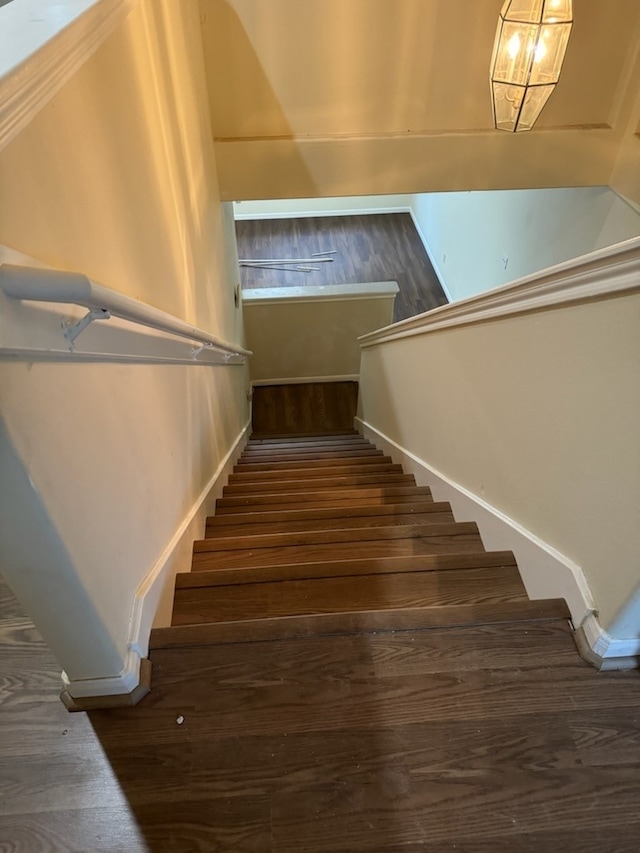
171 566 528 626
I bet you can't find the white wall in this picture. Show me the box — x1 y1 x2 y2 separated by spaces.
0 0 249 691
411 188 640 301
358 287 640 642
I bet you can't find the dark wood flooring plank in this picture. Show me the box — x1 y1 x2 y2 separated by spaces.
270 767 640 852
236 213 448 322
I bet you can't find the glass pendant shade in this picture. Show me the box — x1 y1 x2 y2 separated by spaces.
490 0 573 132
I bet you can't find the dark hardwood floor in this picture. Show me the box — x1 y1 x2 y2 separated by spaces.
235 213 448 322
2 574 640 852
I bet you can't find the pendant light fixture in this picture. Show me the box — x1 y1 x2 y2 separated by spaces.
490 0 574 132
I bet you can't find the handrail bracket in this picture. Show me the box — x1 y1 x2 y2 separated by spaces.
62 308 111 349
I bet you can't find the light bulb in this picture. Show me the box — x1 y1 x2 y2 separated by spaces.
533 32 547 62
507 33 521 59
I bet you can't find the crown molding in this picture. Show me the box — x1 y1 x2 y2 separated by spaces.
0 0 137 152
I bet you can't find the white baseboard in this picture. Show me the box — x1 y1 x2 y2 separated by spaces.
355 417 595 625
234 206 411 221
251 375 359 387
62 419 250 700
577 613 640 670
129 419 251 650
61 647 142 699
408 209 454 303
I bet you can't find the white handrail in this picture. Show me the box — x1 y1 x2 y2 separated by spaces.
0 264 251 359
358 237 640 348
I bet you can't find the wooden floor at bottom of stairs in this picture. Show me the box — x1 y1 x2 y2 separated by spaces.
4 572 640 853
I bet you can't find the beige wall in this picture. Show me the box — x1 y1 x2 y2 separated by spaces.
0 0 249 683
358 293 640 638
201 0 640 200
244 285 397 382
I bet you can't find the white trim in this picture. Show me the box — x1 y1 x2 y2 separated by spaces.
407 208 454 303
233 205 412 221
61 419 250 699
61 647 140 698
355 417 596 628
581 612 640 665
0 264 251 360
127 419 251 659
359 237 640 347
0 0 137 153
252 375 359 387
242 281 398 306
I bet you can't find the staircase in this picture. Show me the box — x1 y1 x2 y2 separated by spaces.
150 430 568 651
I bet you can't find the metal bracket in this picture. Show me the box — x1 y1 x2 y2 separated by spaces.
191 342 213 360
62 308 111 349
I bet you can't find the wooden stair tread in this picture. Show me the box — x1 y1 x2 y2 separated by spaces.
206 501 452 531
159 428 575 664
194 521 481 553
228 462 401 482
215 486 433 513
205 510 455 538
239 440 384 461
223 473 416 495
150 599 571 648
234 455 390 473
192 532 485 571
248 430 360 442
176 551 518 589
171 566 528 625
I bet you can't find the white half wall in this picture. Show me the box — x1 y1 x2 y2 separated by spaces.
358 282 640 652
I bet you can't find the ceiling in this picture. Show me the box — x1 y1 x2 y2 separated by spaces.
199 0 640 200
